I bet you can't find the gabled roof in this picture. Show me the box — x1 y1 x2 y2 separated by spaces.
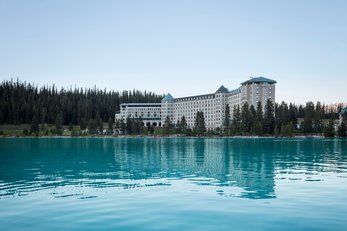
215 85 229 94
241 76 277 85
162 93 174 101
174 93 215 102
229 88 241 95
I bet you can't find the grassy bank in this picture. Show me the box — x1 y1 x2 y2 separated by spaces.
0 124 165 137
0 124 31 136
0 124 74 137
0 123 345 138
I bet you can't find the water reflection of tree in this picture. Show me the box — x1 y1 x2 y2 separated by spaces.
1 138 346 199
194 139 205 166
224 139 276 199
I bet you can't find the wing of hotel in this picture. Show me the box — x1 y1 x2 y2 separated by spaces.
115 77 276 130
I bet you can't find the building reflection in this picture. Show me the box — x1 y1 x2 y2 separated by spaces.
0 138 346 200
113 138 347 199
113 138 276 199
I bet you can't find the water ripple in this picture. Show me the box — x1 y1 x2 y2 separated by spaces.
0 138 347 231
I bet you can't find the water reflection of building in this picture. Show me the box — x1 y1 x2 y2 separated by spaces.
113 138 276 199
1 138 346 199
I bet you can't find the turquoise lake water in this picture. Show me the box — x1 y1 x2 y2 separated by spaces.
0 138 347 231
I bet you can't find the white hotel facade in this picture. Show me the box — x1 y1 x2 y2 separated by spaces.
115 77 276 130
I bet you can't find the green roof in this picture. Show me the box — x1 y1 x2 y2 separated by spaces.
241 77 277 85
174 93 215 101
215 85 229 93
162 93 174 101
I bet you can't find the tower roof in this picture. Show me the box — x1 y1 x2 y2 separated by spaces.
215 85 229 94
162 93 174 101
241 76 277 85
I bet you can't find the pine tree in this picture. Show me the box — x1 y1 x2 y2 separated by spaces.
263 99 275 135
80 118 87 130
289 103 298 127
280 123 294 137
275 102 290 127
249 105 256 134
303 101 315 133
68 122 73 131
231 105 241 135
274 125 279 137
30 114 39 136
96 113 103 134
133 118 143 135
55 112 63 135
108 117 113 134
241 102 251 134
176 119 181 133
323 119 335 137
338 122 346 137
120 118 126 134
180 116 188 134
147 124 154 135
164 116 173 135
126 117 132 135
194 111 206 136
88 119 97 134
254 101 263 136
313 102 323 133
223 104 231 135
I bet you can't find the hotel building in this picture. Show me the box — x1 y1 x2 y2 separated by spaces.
115 77 276 130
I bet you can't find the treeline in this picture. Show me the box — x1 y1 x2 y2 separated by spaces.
158 100 346 137
1 79 346 137
222 100 346 137
116 113 206 136
0 79 163 125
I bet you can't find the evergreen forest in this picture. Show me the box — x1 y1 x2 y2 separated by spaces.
0 79 346 137
0 79 163 125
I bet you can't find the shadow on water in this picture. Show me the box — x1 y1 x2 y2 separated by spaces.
0 138 346 200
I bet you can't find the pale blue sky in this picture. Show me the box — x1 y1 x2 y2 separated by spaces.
0 0 346 104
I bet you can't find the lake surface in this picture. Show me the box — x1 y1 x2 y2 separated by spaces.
0 138 347 231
